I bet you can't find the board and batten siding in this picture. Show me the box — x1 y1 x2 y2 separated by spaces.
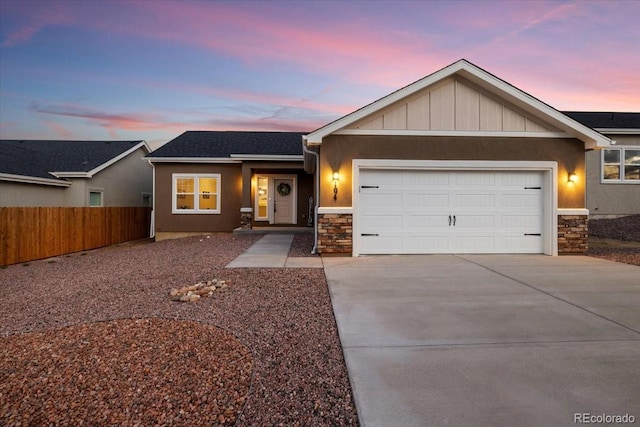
349 77 555 133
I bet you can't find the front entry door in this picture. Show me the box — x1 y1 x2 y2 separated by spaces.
274 178 295 224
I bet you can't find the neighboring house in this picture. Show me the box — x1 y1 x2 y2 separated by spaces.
0 140 152 207
145 131 313 240
563 112 640 218
302 59 612 256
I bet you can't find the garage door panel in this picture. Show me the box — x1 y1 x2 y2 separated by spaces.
405 235 450 252
407 215 448 228
498 236 543 252
453 215 495 228
361 214 403 228
361 193 402 207
404 171 450 185
361 235 403 253
501 214 542 229
500 171 543 186
502 193 541 208
407 193 449 208
454 236 496 251
455 172 495 186
455 194 496 208
357 169 546 255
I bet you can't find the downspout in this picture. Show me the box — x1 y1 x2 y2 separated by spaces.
147 159 156 239
302 137 319 254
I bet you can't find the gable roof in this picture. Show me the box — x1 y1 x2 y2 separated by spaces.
0 140 149 186
304 59 611 150
146 131 307 162
563 111 640 132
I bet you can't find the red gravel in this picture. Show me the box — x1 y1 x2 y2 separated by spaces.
0 234 358 426
589 214 640 241
587 215 640 266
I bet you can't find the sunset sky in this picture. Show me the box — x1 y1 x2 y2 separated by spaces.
1 0 639 148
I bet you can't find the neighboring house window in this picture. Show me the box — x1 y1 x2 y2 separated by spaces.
173 174 221 213
602 147 640 183
89 191 103 207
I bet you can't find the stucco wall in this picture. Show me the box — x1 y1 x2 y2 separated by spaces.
154 163 243 233
318 135 586 209
0 182 67 206
586 135 640 217
89 147 152 206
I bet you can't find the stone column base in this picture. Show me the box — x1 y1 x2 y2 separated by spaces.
558 215 588 254
317 213 352 254
240 208 253 230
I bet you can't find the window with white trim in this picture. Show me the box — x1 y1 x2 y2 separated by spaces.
89 190 103 207
602 147 640 183
172 174 221 213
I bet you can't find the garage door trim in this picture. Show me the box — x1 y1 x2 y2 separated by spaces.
352 160 558 256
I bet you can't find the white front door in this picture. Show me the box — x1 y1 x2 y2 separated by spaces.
274 178 295 224
358 169 545 254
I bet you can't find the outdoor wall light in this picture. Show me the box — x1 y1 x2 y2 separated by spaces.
568 173 578 183
332 172 340 200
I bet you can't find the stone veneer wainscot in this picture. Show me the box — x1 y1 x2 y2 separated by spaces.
558 215 588 255
317 213 352 254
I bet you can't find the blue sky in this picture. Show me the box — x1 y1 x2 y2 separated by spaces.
1 0 639 148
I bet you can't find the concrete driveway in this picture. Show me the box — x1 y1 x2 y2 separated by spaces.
323 255 640 427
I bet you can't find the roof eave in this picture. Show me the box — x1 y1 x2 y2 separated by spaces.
0 173 72 187
145 157 242 164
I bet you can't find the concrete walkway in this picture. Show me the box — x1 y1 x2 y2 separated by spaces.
324 255 640 427
225 234 323 268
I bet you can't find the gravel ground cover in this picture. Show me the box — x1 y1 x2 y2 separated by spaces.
0 234 358 426
587 215 640 266
288 232 317 257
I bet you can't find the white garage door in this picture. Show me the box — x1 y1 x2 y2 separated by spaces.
358 169 544 254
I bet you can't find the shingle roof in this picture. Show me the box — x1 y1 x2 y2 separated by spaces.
147 131 306 158
0 140 145 181
563 112 640 129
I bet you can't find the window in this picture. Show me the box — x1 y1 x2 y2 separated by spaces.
255 176 269 221
89 191 103 207
173 174 220 213
602 148 640 183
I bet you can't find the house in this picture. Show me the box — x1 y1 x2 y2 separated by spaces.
145 131 314 240
303 59 613 256
146 59 634 256
562 112 640 218
0 140 152 207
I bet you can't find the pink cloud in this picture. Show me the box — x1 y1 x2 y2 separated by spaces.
28 102 189 137
1 1 74 47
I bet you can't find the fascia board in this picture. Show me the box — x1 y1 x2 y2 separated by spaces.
85 141 149 177
595 128 640 135
334 129 571 139
145 157 241 164
0 173 72 187
229 154 303 161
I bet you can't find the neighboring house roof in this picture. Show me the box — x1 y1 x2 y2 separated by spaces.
304 59 611 150
146 131 307 162
0 140 149 186
562 112 640 133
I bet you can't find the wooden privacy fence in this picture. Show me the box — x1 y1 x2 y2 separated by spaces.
0 207 152 266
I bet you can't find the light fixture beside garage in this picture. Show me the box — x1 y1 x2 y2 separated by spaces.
568 173 578 184
332 171 340 200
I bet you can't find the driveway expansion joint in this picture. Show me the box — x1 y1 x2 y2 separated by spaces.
455 255 640 336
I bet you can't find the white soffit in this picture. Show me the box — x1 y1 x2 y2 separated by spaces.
304 59 611 150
